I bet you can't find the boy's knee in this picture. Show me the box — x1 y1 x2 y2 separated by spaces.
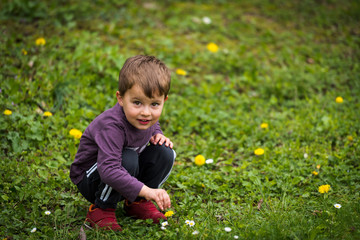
152 144 176 165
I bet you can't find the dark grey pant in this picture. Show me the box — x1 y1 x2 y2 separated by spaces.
77 144 176 209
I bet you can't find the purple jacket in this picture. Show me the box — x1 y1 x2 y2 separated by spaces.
70 103 163 201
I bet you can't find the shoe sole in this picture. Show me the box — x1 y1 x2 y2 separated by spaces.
83 221 122 232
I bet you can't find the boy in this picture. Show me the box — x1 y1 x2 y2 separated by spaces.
70 55 176 231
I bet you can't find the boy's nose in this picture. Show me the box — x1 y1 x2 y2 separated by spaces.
141 107 151 116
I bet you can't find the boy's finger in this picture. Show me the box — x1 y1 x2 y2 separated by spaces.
158 201 164 211
155 135 162 144
165 196 171 209
161 192 170 209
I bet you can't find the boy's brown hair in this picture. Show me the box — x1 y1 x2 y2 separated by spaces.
118 55 171 98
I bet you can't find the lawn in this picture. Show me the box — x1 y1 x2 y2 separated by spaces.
1 0 360 239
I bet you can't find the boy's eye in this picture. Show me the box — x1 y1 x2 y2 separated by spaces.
151 102 160 107
133 101 141 105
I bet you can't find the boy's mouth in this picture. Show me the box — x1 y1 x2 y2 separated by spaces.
138 119 151 125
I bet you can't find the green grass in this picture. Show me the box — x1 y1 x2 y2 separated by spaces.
1 0 360 239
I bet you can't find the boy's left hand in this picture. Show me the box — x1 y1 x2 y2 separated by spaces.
150 134 173 149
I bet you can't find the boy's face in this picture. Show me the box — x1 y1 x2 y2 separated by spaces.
116 84 167 130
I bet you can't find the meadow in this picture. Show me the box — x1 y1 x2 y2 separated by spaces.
1 0 360 239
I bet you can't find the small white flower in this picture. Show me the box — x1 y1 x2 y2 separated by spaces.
161 226 166 230
192 230 199 235
224 227 232 232
205 159 214 164
334 204 342 209
304 153 308 159
30 227 37 233
202 16 211 24
234 236 239 239
45 210 51 215
161 221 169 227
185 220 190 225
189 220 195 227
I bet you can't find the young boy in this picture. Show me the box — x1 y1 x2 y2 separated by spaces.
70 55 176 231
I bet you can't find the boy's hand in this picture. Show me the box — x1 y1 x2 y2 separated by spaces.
139 185 171 211
150 134 173 149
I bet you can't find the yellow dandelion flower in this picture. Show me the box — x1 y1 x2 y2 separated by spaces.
347 136 353 141
35 37 46 46
164 210 174 217
4 109 12 115
69 128 82 139
260 123 268 129
207 42 219 53
22 49 28 55
254 148 264 156
318 184 331 193
312 171 319 176
176 68 187 76
335 96 343 103
194 154 206 166
316 165 321 169
43 111 53 117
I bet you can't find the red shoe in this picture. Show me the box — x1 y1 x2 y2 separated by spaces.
124 199 166 224
84 204 122 231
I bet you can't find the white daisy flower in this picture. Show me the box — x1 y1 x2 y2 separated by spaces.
161 221 169 227
334 204 342 209
185 220 190 225
161 226 166 230
30 227 37 233
45 210 51 215
189 220 195 227
304 153 308 159
234 236 239 239
202 16 211 24
224 227 232 232
205 159 214 164
192 230 199 235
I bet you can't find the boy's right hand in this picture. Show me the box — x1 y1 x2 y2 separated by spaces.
139 185 171 211
150 133 173 149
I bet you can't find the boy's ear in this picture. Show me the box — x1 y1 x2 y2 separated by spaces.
116 91 124 106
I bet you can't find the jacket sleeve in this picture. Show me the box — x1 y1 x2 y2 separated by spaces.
153 121 163 136
94 124 144 202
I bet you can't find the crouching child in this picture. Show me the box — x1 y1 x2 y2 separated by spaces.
70 55 176 231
